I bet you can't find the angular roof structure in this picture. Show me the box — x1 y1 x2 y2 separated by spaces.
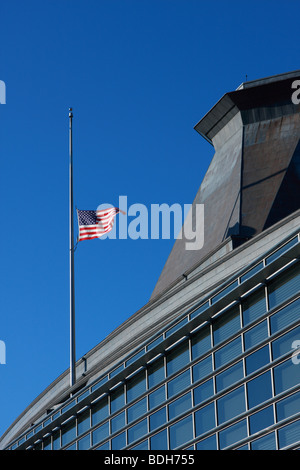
151 70 300 299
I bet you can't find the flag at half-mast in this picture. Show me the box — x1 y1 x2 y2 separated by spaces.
77 208 124 241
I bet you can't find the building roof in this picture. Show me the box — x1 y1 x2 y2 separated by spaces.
151 70 300 299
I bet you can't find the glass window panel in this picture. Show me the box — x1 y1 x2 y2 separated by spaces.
193 379 214 406
240 262 264 283
148 357 165 389
126 370 146 403
92 422 109 446
78 390 89 403
270 297 300 334
190 301 209 320
274 359 300 395
191 325 211 360
91 396 108 426
78 434 90 450
196 434 217 450
266 237 298 265
195 402 215 436
127 398 147 424
43 436 51 450
91 376 108 393
149 407 166 431
149 385 165 410
111 431 126 450
212 281 238 304
218 419 247 449
110 386 125 414
66 443 76 450
276 391 300 422
96 441 110 450
272 325 300 360
242 287 266 326
166 340 189 376
167 369 190 398
111 411 125 434
214 337 242 369
168 393 192 420
61 420 76 447
244 320 268 350
110 364 124 378
132 440 148 450
62 399 76 414
150 429 168 450
53 430 60 450
147 335 163 351
278 419 300 449
249 405 274 435
245 345 269 375
52 411 60 421
251 432 276 450
125 349 144 367
192 355 212 382
77 409 90 436
268 263 300 310
236 444 249 450
217 386 245 425
216 361 243 392
169 415 193 449
247 371 272 408
166 318 188 337
44 418 52 427
213 306 241 345
128 419 147 444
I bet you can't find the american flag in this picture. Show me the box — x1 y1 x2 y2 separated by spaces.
77 208 122 241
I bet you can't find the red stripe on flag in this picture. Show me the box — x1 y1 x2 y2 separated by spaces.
77 207 122 242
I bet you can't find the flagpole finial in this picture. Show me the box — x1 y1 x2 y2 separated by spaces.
69 107 73 117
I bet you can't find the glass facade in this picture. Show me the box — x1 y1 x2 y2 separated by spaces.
6 234 300 451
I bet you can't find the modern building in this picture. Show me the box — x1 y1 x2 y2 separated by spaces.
1 70 300 451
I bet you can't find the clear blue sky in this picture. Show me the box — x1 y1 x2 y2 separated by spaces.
0 0 299 439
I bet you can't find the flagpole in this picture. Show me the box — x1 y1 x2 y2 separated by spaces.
69 107 76 387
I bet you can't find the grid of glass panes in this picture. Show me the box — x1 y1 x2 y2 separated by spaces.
32 261 300 451
7 235 299 450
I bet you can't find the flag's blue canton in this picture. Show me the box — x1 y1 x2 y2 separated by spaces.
78 210 98 226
